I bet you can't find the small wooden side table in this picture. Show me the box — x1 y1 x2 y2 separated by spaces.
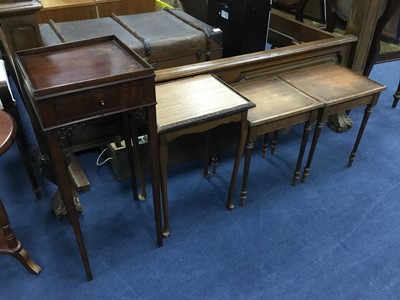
279 62 386 181
232 76 324 206
156 74 255 237
15 36 162 280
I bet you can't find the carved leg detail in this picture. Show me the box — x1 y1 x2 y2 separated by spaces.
52 188 82 220
0 199 41 275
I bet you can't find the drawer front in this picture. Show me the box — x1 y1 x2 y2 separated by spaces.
55 84 145 122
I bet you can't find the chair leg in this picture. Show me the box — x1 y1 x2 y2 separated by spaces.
0 199 41 275
391 80 400 108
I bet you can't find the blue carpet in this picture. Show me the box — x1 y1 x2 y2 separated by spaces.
1 60 400 299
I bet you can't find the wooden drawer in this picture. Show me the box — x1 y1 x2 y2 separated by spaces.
35 80 152 129
56 83 146 120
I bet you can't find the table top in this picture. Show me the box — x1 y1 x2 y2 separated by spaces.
279 63 386 105
156 74 254 134
0 110 16 156
232 76 323 127
16 36 153 98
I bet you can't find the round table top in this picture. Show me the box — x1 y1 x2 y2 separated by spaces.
0 110 16 157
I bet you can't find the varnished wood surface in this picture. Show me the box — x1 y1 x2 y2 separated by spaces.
232 76 323 126
279 62 386 105
155 34 358 84
156 74 254 134
40 0 95 9
0 110 16 156
16 36 152 97
96 0 156 17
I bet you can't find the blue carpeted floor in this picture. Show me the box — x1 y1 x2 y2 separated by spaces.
1 60 400 299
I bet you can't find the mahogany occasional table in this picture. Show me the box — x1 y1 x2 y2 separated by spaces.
15 36 162 280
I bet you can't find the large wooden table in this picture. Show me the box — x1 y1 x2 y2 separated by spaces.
14 36 163 280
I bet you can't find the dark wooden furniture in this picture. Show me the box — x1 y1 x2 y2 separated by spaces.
0 110 41 275
155 74 254 236
14 36 163 280
393 80 400 108
279 62 386 182
231 75 323 206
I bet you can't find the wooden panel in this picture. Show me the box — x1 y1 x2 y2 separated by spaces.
96 0 156 17
36 0 97 23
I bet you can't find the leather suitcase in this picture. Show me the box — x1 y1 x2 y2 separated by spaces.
39 8 223 69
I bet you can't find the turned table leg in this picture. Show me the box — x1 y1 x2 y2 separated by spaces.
0 199 41 275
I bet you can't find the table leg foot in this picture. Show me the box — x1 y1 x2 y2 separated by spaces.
292 174 299 186
301 169 310 183
347 155 355 168
211 156 218 174
13 248 41 275
162 228 171 238
240 190 247 207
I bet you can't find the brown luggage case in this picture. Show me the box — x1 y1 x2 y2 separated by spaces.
39 8 223 69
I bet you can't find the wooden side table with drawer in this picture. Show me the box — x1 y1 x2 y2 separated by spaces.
279 62 386 182
14 36 162 280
